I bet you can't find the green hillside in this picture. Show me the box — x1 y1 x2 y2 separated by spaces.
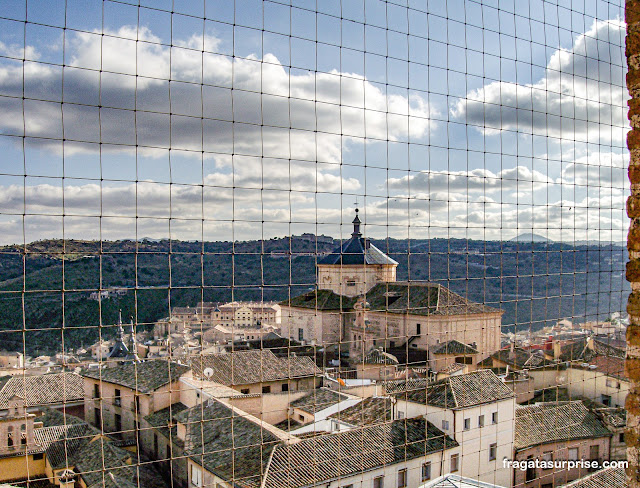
0 237 629 355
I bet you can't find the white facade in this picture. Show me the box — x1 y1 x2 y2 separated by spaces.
317 263 397 297
188 446 462 488
395 398 515 488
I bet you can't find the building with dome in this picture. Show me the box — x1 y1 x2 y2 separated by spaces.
279 210 503 365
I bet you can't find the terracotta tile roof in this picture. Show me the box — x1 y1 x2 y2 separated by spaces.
362 347 399 365
595 407 626 429
558 337 625 363
481 347 553 370
585 355 627 380
44 421 166 488
144 402 188 443
328 397 394 427
177 399 281 488
282 282 501 316
264 419 458 488
395 370 514 409
290 388 349 414
0 373 83 409
281 289 356 311
560 465 627 487
438 363 467 374
81 360 190 393
383 378 429 395
591 338 625 359
431 340 478 355
557 338 589 362
514 401 611 451
191 350 321 386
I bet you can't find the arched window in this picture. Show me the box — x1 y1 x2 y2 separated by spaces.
7 426 13 447
20 424 26 445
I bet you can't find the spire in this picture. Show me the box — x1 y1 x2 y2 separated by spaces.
352 208 362 238
108 309 130 359
116 309 125 341
129 319 140 361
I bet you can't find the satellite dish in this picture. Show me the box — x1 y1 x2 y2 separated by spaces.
203 367 214 379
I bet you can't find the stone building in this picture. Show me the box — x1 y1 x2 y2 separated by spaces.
190 349 322 395
394 370 516 488
182 398 461 488
81 360 190 441
513 401 612 488
280 210 503 363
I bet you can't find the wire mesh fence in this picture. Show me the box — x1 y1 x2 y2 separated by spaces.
0 0 630 487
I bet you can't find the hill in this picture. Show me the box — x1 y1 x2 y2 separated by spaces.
510 233 551 243
0 237 629 355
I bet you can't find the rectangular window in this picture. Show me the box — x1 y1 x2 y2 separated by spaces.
478 415 485 428
262 385 271 394
590 445 600 461
114 413 122 436
114 388 121 406
442 420 449 431
463 418 470 430
282 383 289 392
241 388 250 394
416 323 421 335
422 462 431 481
93 384 100 399
94 408 102 430
568 448 579 461
398 411 405 419
620 433 625 443
489 443 497 461
191 465 202 487
298 328 304 341
373 476 384 488
33 453 44 460
451 454 459 472
542 451 552 467
397 469 407 488
526 455 536 482
601 394 612 406
492 412 498 424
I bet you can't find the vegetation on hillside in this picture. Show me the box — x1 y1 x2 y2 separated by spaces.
0 237 628 355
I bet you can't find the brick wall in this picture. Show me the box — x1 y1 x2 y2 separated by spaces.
627 2 640 485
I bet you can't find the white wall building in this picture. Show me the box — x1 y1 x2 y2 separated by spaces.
394 370 516 488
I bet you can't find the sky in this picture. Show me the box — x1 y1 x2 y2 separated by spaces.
0 0 628 244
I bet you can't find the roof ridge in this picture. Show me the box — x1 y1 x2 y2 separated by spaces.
260 443 278 488
447 376 459 408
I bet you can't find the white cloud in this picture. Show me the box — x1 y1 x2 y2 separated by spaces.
386 166 553 195
0 26 433 165
558 151 627 188
451 19 627 144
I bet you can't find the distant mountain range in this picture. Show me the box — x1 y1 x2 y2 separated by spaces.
510 233 626 246
510 233 551 243
0 236 629 355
